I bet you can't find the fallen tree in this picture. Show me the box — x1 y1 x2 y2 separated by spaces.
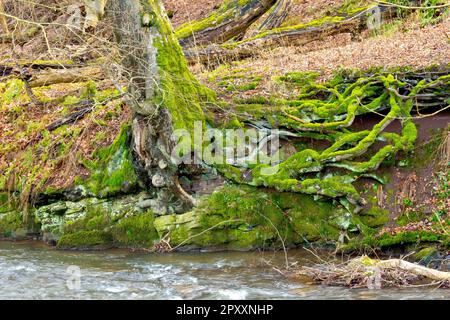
185 4 395 64
176 0 277 48
28 66 104 87
255 0 292 31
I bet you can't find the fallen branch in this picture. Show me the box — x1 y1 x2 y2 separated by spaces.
45 102 95 131
375 0 450 10
294 255 450 288
376 258 450 282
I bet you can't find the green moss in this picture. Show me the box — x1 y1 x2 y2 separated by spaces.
0 211 23 238
359 206 389 228
154 185 350 249
57 230 113 249
413 246 438 261
146 0 214 135
395 211 427 227
80 80 98 99
336 0 372 15
224 15 345 49
175 0 254 40
62 204 110 234
377 231 443 248
213 71 446 210
111 211 158 248
274 71 320 86
1 79 26 106
80 125 138 198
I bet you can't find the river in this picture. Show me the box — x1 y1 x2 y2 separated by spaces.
0 241 448 300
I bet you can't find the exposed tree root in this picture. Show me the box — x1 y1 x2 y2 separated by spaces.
215 72 450 212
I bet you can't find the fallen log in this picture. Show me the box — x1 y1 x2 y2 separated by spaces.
256 0 292 31
376 259 450 282
185 4 395 64
28 66 104 87
1 61 82 78
177 0 277 48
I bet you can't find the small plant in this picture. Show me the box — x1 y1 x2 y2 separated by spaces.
403 198 414 207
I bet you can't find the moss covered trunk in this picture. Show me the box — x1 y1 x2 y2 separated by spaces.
256 0 292 31
110 0 211 213
176 0 277 48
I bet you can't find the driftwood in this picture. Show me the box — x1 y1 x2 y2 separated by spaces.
376 259 450 282
295 256 450 288
178 0 277 48
185 4 395 64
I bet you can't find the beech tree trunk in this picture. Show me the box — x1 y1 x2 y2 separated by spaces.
109 0 208 214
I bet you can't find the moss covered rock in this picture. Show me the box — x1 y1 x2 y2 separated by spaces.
153 185 352 250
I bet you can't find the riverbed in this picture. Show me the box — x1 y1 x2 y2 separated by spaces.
0 241 448 300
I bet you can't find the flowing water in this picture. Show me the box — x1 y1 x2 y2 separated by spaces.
0 241 448 300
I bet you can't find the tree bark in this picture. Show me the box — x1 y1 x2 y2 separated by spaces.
28 66 104 87
185 4 395 65
110 0 209 213
176 0 277 48
0 0 9 35
257 0 292 31
84 0 109 30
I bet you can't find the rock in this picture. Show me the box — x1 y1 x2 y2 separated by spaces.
152 173 166 187
136 199 156 209
42 232 59 246
158 159 168 169
413 247 441 268
48 202 67 215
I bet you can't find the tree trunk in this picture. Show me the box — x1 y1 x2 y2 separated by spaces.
257 0 292 31
109 0 210 214
186 4 395 65
84 0 109 30
176 0 277 48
